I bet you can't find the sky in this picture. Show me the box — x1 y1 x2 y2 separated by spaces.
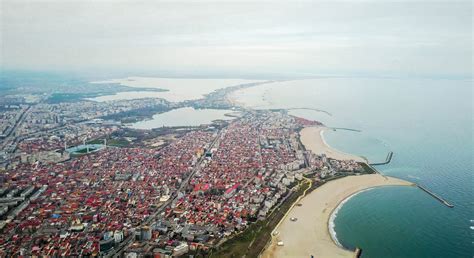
1 0 472 78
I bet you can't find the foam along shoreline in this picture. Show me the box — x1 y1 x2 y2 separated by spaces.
262 126 413 258
262 175 413 258
328 187 376 249
300 126 366 163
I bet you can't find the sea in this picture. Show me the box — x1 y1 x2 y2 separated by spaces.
232 78 473 258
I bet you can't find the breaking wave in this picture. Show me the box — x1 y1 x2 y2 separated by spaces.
328 187 376 249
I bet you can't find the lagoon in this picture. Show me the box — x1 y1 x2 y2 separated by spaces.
91 77 262 102
128 107 235 129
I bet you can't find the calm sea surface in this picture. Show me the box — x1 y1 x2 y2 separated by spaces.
128 107 234 129
233 78 473 258
90 77 262 102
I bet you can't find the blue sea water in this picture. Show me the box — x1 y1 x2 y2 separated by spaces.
234 78 473 258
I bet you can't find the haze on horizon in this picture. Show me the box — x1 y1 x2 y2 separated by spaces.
1 0 472 78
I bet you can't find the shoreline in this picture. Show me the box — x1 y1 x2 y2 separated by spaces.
300 126 366 163
262 126 413 258
262 175 413 258
91 77 264 102
327 186 378 249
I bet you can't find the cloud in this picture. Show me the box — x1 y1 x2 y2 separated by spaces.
1 0 472 77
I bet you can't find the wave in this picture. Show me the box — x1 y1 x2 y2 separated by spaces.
407 175 421 180
328 187 376 249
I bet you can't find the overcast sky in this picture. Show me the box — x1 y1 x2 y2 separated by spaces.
1 0 472 78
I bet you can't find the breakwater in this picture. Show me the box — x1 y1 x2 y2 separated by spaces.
370 151 393 166
354 247 363 258
417 185 454 208
330 127 362 132
284 107 333 116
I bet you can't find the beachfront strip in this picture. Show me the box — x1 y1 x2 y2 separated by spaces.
0 110 365 257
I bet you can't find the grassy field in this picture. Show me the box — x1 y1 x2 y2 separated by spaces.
74 147 98 154
87 138 130 147
359 162 378 174
209 180 311 258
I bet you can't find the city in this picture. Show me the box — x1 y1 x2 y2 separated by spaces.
0 90 366 257
2 1 470 257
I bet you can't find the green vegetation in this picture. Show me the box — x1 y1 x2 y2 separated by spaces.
210 180 311 258
106 138 130 147
100 106 169 123
359 162 377 174
46 86 167 104
87 138 130 147
47 93 105 103
86 139 103 145
74 147 99 154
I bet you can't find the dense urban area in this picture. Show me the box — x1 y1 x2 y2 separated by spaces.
0 82 367 257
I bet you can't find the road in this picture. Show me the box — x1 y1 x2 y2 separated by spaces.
0 105 31 151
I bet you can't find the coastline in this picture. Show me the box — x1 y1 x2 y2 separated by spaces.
262 175 413 258
328 187 375 249
91 77 264 103
262 126 413 258
300 126 366 163
225 89 248 108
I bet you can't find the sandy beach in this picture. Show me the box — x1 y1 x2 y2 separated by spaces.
300 126 366 163
261 125 413 258
262 174 413 258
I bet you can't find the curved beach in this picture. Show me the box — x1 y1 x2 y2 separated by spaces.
262 175 413 258
300 126 366 162
262 126 413 258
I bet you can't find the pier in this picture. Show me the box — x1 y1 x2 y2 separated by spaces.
330 127 362 132
417 185 454 208
370 151 393 166
283 107 333 116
